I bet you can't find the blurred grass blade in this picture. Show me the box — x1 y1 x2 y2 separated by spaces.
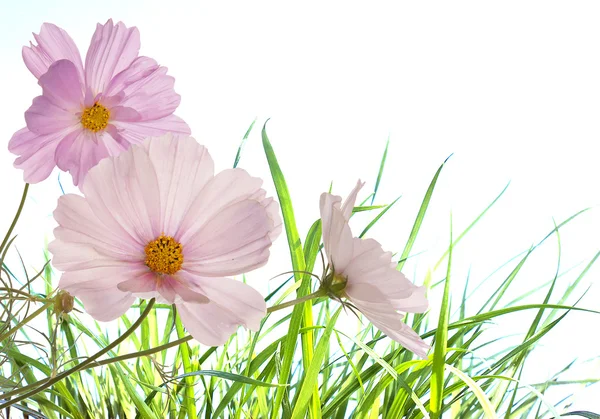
434 182 510 271
445 364 497 418
371 136 390 205
233 118 257 168
397 155 451 271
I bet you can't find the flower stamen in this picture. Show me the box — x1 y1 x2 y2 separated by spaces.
144 235 183 275
81 103 110 132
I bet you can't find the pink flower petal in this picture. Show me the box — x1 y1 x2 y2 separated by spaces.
117 273 158 293
175 273 266 346
81 143 161 244
38 59 84 110
25 96 79 135
343 237 427 314
55 129 110 186
178 169 281 276
75 287 136 322
184 273 266 331
58 264 148 292
142 134 214 235
9 127 66 183
22 23 84 80
104 56 158 98
346 283 430 359
110 106 142 122
340 180 365 220
155 276 210 305
111 114 191 145
85 19 140 95
320 193 354 272
51 193 144 261
106 56 181 120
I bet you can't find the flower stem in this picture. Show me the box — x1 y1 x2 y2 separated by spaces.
0 301 53 343
267 289 327 313
0 183 29 256
0 298 156 409
175 308 197 419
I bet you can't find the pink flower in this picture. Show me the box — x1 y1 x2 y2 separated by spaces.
9 20 190 186
320 180 430 358
49 134 282 346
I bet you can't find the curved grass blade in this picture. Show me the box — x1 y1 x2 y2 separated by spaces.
397 155 451 271
291 307 341 419
233 118 257 168
371 136 389 205
430 214 452 418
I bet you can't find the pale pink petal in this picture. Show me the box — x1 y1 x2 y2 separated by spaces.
182 273 267 331
22 23 84 80
389 283 429 313
178 168 271 243
320 193 354 272
177 301 242 347
106 56 181 120
176 273 266 346
110 114 191 145
343 238 427 313
104 56 158 98
117 273 158 293
85 19 140 95
75 287 136 322
178 169 281 276
340 180 365 220
182 200 273 276
346 283 430 358
25 96 79 135
50 194 144 261
38 60 84 110
58 265 147 292
80 143 161 244
143 134 214 235
9 127 67 183
55 129 110 186
110 106 141 122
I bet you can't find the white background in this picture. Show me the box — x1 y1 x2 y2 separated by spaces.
0 1 599 414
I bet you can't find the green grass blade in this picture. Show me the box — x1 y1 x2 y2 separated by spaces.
371 136 390 205
291 307 341 419
233 118 257 168
397 155 451 271
430 214 452 418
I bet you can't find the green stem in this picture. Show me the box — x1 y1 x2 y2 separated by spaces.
0 301 53 342
0 183 29 255
92 335 193 368
0 298 156 409
176 309 198 419
266 289 327 313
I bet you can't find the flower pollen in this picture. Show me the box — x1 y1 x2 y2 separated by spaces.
81 103 110 132
144 234 183 275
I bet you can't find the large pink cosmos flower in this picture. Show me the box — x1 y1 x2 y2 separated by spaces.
320 181 430 358
49 134 282 346
9 20 190 186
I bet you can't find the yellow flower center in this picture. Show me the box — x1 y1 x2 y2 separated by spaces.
144 235 184 275
81 103 110 132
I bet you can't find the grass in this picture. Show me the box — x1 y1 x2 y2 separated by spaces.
0 122 599 418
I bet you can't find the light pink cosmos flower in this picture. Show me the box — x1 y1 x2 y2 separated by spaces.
49 134 282 346
320 180 430 358
9 19 190 186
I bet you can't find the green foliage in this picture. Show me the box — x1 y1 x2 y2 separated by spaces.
0 128 598 419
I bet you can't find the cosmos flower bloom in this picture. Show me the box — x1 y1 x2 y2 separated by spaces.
49 134 282 346
320 180 430 358
9 19 190 185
